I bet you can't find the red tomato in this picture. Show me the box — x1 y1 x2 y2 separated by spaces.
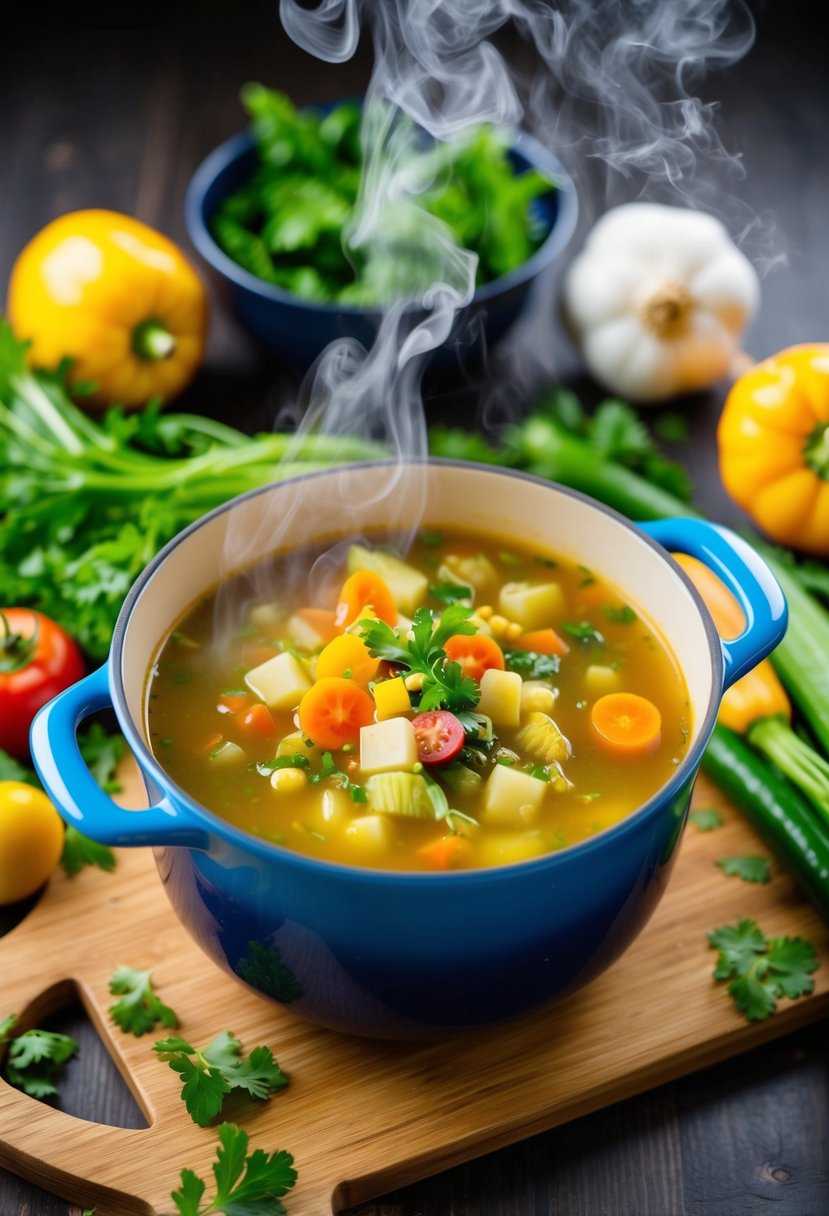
0 609 86 759
411 710 465 767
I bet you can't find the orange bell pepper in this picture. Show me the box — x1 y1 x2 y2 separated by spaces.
717 344 829 556
7 210 207 410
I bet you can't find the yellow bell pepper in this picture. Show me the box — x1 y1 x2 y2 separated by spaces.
7 210 208 410
717 344 829 555
673 554 790 734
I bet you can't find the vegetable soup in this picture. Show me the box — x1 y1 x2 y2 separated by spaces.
147 530 691 871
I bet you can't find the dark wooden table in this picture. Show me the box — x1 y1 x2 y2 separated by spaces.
1 2 828 1212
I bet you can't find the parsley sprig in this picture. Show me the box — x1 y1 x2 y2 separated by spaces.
154 1031 288 1127
109 966 179 1036
0 1014 78 1098
708 918 819 1021
360 604 479 714
171 1122 297 1216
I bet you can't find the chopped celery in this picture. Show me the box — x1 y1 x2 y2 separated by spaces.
364 772 434 818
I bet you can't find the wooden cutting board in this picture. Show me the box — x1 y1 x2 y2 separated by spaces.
1 763 827 1216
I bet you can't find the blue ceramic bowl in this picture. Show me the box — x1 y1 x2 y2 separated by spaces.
184 127 578 371
30 463 786 1038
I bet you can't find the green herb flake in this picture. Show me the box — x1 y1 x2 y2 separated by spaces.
533 555 558 568
502 649 560 679
563 620 605 644
421 529 444 547
429 581 473 605
0 1014 79 1099
602 604 637 624
689 808 723 832
498 551 522 566
708 918 819 1022
716 855 772 884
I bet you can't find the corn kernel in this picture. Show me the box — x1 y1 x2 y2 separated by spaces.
404 672 425 692
477 604 494 620
373 675 412 720
270 767 308 794
506 621 523 640
489 614 509 638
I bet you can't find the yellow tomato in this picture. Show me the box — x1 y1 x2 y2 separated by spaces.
0 781 65 905
7 210 208 411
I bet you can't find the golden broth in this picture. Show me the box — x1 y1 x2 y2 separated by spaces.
146 528 690 871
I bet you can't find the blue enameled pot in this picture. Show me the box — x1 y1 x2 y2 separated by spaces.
30 463 786 1038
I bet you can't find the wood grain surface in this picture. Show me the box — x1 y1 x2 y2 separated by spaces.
1 762 826 1216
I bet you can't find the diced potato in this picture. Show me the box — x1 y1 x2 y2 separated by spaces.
347 545 428 614
373 676 411 720
319 788 352 828
520 681 558 716
248 601 284 632
477 831 547 867
286 612 328 651
498 581 564 630
360 718 418 775
245 651 312 710
344 814 393 851
207 741 247 768
439 552 497 593
483 764 547 828
476 668 523 728
585 664 622 695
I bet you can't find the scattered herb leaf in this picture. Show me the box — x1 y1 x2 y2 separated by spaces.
602 604 637 624
154 1032 288 1127
563 621 605 644
170 1121 297 1216
0 1013 79 1098
109 966 179 1037
61 826 117 877
716 855 772 884
688 808 724 832
429 581 473 605
708 918 819 1021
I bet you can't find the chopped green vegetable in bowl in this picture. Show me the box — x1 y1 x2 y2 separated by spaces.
210 85 554 305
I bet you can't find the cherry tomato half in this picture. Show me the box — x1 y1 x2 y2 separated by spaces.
411 710 465 767
0 609 86 760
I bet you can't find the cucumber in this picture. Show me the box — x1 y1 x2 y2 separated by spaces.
347 545 428 614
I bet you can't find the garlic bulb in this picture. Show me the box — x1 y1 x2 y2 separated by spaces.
562 204 760 403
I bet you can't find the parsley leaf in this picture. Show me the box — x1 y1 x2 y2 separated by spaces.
171 1121 297 1216
109 966 179 1036
708 918 820 1021
601 604 637 624
78 722 126 794
716 855 772 884
154 1032 288 1127
360 605 479 715
0 1013 78 1098
502 649 560 679
61 826 117 877
688 808 723 832
429 581 473 605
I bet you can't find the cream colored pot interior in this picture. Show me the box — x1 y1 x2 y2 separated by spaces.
121 464 717 746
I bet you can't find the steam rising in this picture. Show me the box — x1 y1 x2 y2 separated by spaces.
217 0 764 628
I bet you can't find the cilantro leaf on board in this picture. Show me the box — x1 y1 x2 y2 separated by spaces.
61 826 117 877
716 855 772 884
708 918 819 1022
109 966 179 1037
0 1013 79 1098
171 1122 297 1216
154 1031 288 1127
688 808 723 832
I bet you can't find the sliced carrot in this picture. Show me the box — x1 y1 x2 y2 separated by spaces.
296 607 339 645
418 835 474 870
218 693 251 715
444 633 505 682
238 703 276 740
315 633 379 685
298 677 375 749
590 693 662 757
335 571 397 629
516 627 569 657
199 732 224 756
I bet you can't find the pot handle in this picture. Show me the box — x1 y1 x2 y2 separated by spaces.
30 665 209 849
638 519 787 691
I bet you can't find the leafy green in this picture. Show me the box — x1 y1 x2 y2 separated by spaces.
709 918 819 1021
154 1032 288 1127
109 966 179 1036
360 604 479 715
429 581 473 605
602 604 637 624
78 722 126 794
237 941 302 1003
562 621 605 644
0 748 39 785
171 1122 297 1216
502 649 560 679
688 808 724 832
715 855 772 884
0 322 385 659
61 826 117 877
212 87 554 305
0 1013 79 1098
